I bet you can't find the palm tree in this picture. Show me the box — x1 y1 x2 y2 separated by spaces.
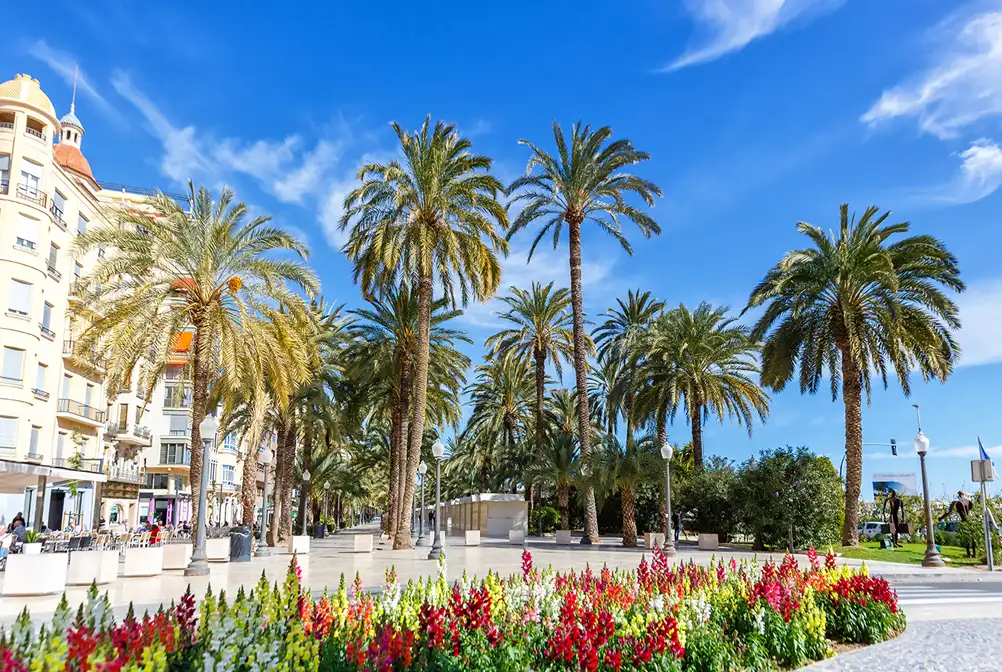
508 122 662 542
638 303 769 470
73 182 317 536
586 433 658 547
340 118 508 549
745 204 963 545
526 432 579 531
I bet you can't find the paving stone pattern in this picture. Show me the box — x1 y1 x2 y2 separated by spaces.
804 618 1002 671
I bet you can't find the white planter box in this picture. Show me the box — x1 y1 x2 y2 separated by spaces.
288 535 310 555
555 530 572 545
162 543 193 570
353 534 373 553
22 542 42 555
508 529 524 545
2 553 67 596
67 550 119 585
644 532 665 548
464 530 480 546
698 533 719 550
206 538 230 562
122 546 165 577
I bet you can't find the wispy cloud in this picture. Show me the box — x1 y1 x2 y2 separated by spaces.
664 0 843 71
868 442 1001 460
911 139 1002 205
956 277 1002 367
27 40 121 121
861 9 1002 139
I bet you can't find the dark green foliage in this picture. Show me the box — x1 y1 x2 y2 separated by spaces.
678 456 740 537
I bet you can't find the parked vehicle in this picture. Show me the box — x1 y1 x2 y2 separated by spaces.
858 521 891 540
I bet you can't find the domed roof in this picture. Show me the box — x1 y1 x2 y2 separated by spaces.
0 74 56 118
60 109 84 131
53 143 95 183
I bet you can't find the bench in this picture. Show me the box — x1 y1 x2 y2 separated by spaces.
353 534 373 553
698 533 719 550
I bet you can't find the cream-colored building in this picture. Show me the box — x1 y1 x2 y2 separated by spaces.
0 73 260 532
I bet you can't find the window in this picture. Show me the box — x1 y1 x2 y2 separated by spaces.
29 426 40 456
109 505 122 524
35 363 46 391
41 302 53 332
19 159 42 195
56 432 66 459
208 459 218 483
0 417 16 449
16 215 38 251
160 442 190 465
118 403 128 429
2 347 24 383
74 261 83 279
48 243 59 272
222 465 235 485
77 213 88 235
167 413 189 436
85 383 94 408
0 154 10 185
143 473 170 489
52 190 67 218
8 279 31 316
223 433 238 453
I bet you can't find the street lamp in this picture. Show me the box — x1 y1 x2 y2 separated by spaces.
660 440 676 559
428 439 445 561
912 404 944 568
323 481 330 531
417 461 428 546
300 470 311 535
257 446 273 557
185 415 217 576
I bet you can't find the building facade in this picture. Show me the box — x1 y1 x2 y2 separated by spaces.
0 73 267 532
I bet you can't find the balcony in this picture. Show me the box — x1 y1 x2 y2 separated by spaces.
135 424 152 439
62 340 106 372
107 460 144 484
0 121 13 131
50 456 103 473
39 322 55 340
24 127 46 142
14 238 36 254
32 388 49 401
15 183 47 209
25 452 43 462
46 262 62 281
0 179 7 195
106 421 152 446
56 398 106 426
50 204 67 230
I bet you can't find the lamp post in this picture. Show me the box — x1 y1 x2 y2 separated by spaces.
323 481 330 532
300 470 311 535
185 415 217 576
257 446 273 558
417 461 428 546
660 440 676 558
429 439 445 561
912 404 944 568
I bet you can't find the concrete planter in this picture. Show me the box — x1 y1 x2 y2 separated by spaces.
2 553 67 596
644 532 665 549
555 530 572 545
698 533 719 550
508 529 524 545
353 535 373 553
67 550 119 585
122 546 165 577
206 538 230 562
162 542 193 570
22 542 42 555
464 530 480 546
288 535 310 555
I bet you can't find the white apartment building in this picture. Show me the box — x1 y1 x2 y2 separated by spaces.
0 73 264 532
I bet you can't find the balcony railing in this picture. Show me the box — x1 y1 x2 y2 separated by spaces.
39 322 55 339
50 204 67 230
15 238 36 252
50 456 103 473
57 398 106 423
46 262 61 281
24 127 46 141
0 375 22 386
108 461 143 484
0 179 8 195
15 183 47 208
32 388 49 400
69 281 84 297
0 121 14 131
105 422 122 436
134 424 152 439
62 340 105 369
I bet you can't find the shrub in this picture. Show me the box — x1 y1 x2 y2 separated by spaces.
818 573 906 643
679 456 740 537
531 505 560 534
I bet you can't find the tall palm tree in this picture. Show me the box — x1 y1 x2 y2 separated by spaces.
638 303 769 470
486 282 576 504
340 118 508 549
745 204 963 545
508 122 662 542
586 433 658 547
73 182 317 536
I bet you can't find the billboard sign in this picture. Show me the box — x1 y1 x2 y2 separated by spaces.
872 473 918 498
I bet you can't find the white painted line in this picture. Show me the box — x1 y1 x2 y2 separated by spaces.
899 597 1002 605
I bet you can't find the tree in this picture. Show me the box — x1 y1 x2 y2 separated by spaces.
526 431 579 531
340 118 508 549
73 182 317 539
486 282 575 481
508 122 662 542
637 303 769 469
678 456 739 538
586 434 658 546
745 204 963 545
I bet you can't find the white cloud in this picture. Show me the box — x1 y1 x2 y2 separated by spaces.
212 136 301 184
664 0 843 71
275 140 343 204
861 10 1002 139
27 40 121 120
956 277 1002 367
916 139 1002 205
868 442 1001 460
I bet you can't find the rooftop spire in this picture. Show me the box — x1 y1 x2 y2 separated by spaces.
70 63 78 114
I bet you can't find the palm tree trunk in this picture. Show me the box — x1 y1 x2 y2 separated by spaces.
189 315 211 550
239 394 267 528
392 360 413 546
690 402 704 470
557 483 570 531
387 388 404 540
568 218 599 543
397 272 432 550
621 485 637 547
277 419 296 543
840 348 863 547
532 347 546 534
268 421 286 547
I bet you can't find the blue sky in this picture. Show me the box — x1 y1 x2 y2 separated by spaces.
9 0 1002 499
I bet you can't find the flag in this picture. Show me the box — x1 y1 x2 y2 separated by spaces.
979 437 998 479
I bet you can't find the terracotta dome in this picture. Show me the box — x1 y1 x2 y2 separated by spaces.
53 143 95 182
0 74 56 117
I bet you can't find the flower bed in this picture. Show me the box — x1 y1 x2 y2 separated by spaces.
1 547 903 671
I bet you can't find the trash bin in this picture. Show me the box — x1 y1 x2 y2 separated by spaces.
229 525 251 562
314 522 325 539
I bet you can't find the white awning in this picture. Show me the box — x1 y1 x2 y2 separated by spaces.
0 459 106 494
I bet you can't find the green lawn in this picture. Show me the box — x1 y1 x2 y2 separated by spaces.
838 542 982 567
